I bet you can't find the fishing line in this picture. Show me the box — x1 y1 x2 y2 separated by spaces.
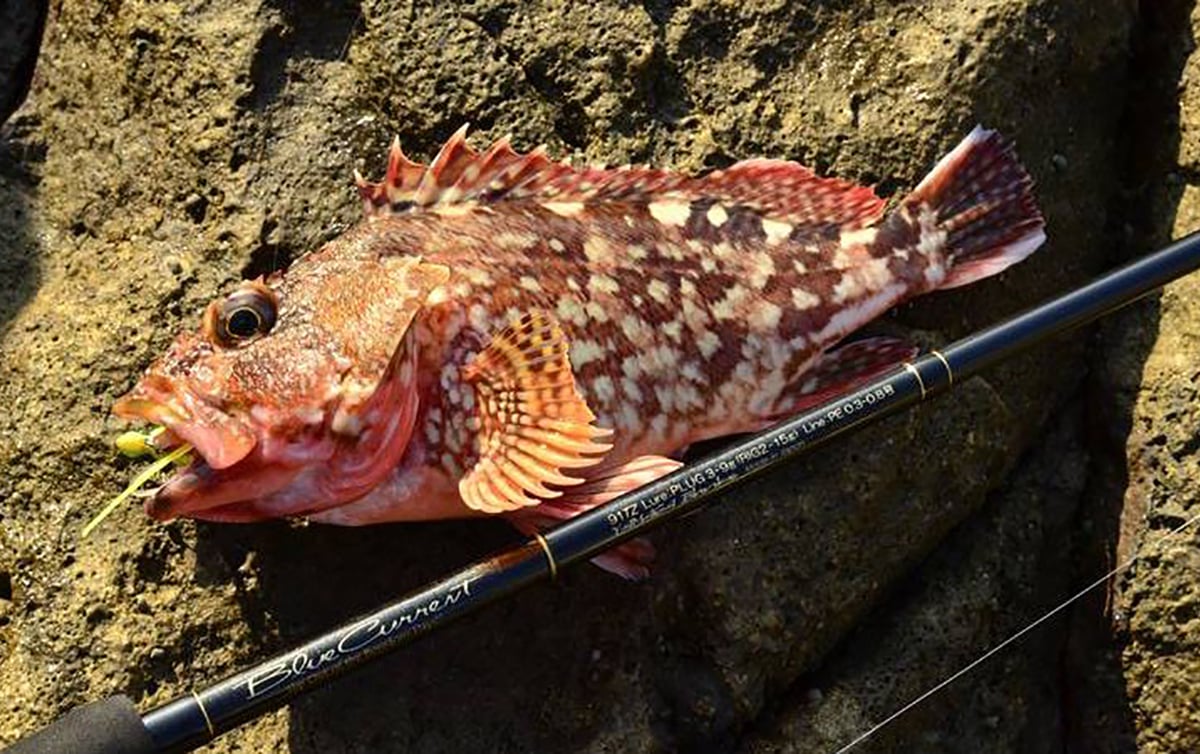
832 505 1200 753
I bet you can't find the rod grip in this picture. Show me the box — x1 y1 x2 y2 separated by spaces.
2 696 156 754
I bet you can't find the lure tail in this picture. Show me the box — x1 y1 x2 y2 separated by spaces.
889 126 1046 290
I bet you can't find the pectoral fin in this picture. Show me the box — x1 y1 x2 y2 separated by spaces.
459 311 613 514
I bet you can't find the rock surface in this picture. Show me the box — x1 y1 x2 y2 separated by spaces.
3 1 1194 752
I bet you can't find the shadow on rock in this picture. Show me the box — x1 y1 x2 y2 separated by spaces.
0 124 42 340
0 0 45 336
0 0 47 126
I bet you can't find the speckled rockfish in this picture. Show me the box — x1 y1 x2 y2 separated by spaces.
114 125 1045 578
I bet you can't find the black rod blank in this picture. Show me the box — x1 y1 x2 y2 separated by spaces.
8 230 1200 754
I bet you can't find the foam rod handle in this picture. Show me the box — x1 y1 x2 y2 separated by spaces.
2 696 157 754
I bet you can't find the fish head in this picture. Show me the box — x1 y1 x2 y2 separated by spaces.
113 250 450 521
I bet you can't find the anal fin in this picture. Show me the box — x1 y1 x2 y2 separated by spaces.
769 336 917 418
506 455 683 581
459 311 613 514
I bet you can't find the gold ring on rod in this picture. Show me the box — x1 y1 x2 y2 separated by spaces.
931 350 953 386
534 533 558 581
903 362 927 400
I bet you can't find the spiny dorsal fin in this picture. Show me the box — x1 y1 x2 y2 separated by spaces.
458 311 613 514
356 128 885 230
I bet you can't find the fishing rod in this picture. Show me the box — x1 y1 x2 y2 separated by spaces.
7 229 1200 754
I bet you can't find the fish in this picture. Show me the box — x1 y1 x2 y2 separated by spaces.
112 125 1045 579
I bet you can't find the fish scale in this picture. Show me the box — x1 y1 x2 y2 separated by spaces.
409 201 886 453
113 125 1044 579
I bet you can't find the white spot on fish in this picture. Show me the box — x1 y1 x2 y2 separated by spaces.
648 279 671 304
621 377 643 402
916 205 944 246
621 314 653 346
924 262 946 286
648 200 691 227
839 227 878 247
589 274 620 295
650 414 669 438
331 410 363 437
676 382 702 410
584 235 617 264
712 285 749 320
833 274 865 304
749 300 783 330
814 283 905 345
712 241 735 259
584 301 610 322
464 268 494 286
570 339 605 368
495 231 539 248
706 204 729 228
859 256 893 289
762 218 793 245
682 297 709 330
655 385 676 413
468 303 490 333
680 361 704 383
591 375 616 403
749 254 775 289
519 276 542 292
619 404 640 430
549 238 567 253
651 344 680 370
749 371 787 414
792 289 820 309
544 201 585 217
697 330 721 358
556 298 588 327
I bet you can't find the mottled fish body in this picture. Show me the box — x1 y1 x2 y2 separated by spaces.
115 126 1044 578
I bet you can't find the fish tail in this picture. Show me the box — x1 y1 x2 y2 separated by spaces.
896 126 1046 290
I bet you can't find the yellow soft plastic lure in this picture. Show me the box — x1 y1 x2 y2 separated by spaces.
83 428 192 537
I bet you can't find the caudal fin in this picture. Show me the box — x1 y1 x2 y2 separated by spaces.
897 126 1046 290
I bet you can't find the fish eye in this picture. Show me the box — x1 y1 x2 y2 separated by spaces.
213 285 277 346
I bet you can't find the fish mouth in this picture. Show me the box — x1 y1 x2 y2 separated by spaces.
112 385 296 520
112 382 258 471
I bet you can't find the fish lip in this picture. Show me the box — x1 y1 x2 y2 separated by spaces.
113 385 257 470
144 460 213 520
